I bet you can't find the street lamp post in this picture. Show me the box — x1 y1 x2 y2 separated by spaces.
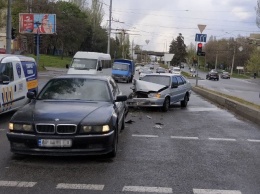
107 0 112 54
231 45 243 76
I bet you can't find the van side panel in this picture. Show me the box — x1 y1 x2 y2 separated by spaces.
21 61 38 94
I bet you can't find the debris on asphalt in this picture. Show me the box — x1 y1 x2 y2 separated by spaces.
147 115 152 119
125 120 135 124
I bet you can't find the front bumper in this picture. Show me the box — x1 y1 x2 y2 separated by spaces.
6 131 115 156
127 97 164 107
112 75 129 82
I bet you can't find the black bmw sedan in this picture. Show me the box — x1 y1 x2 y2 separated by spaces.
6 75 128 158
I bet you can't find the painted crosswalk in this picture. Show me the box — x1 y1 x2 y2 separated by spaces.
0 181 243 193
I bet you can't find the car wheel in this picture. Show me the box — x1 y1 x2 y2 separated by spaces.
107 125 118 158
162 97 170 112
181 94 188 107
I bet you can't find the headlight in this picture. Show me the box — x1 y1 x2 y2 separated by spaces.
81 125 110 133
148 93 161 98
9 123 33 132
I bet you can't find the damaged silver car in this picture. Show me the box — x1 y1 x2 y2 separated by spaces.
127 73 192 112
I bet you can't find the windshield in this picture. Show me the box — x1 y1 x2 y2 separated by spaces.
112 63 129 71
38 78 111 102
70 58 97 70
142 75 170 86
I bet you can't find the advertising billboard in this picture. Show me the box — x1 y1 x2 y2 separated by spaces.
19 13 56 34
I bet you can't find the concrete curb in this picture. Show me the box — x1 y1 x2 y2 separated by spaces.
192 86 260 126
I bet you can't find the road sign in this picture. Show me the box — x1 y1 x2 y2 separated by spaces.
195 34 207 42
198 24 206 33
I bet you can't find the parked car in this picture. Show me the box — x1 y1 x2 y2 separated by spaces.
206 70 219 81
128 73 192 112
221 71 230 79
6 74 128 157
139 69 153 80
156 67 166 73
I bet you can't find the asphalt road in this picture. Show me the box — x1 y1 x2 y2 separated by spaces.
183 66 260 105
0 69 259 194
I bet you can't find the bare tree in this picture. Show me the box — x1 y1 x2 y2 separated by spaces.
256 0 260 28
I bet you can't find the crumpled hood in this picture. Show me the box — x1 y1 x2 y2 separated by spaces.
11 100 113 124
134 79 168 93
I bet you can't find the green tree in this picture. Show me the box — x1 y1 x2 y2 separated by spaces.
169 33 187 66
0 0 7 29
245 48 260 75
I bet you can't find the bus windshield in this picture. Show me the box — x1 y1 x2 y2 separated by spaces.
71 58 97 70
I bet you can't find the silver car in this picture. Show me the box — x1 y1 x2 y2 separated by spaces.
127 73 192 112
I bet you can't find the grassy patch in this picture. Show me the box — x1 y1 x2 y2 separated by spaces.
26 54 72 71
197 86 260 110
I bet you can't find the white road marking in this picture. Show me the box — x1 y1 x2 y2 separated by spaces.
171 136 199 140
0 181 37 187
247 139 260 143
187 107 221 112
208 138 237 142
123 186 172 193
193 188 242 194
132 134 159 138
56 183 104 190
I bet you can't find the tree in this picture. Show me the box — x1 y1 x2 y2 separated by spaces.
169 33 187 66
245 48 260 75
0 0 7 29
256 0 260 28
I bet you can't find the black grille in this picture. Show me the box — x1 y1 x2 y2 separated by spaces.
57 125 77 134
36 124 55 134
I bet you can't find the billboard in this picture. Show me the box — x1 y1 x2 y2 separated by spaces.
19 13 56 34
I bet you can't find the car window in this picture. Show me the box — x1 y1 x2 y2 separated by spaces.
142 75 170 86
180 76 186 84
171 76 178 86
109 78 120 97
176 76 184 85
0 63 14 82
38 78 111 102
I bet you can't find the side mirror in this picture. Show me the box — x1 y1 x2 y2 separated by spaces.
0 75 10 84
27 91 36 99
115 95 127 102
97 65 102 71
66 64 69 69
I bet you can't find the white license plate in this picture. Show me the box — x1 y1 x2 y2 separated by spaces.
38 139 72 148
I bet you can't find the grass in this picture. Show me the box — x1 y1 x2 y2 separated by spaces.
26 54 72 71
197 86 260 110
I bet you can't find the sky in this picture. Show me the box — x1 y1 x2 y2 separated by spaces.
99 0 260 52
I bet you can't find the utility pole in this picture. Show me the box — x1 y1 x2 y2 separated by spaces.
107 0 112 54
6 0 12 54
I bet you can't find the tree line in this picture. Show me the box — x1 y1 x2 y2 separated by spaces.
0 0 130 59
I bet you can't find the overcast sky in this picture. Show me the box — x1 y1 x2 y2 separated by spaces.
100 0 260 52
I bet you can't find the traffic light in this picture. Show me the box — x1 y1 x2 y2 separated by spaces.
11 27 16 39
197 42 205 56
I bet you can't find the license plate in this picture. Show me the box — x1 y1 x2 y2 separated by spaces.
38 139 72 148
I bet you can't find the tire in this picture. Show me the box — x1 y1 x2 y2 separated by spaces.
107 125 118 158
181 94 188 107
162 97 170 112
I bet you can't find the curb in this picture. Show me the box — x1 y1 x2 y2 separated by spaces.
192 86 260 126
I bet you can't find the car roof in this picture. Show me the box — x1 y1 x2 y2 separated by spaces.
53 74 111 81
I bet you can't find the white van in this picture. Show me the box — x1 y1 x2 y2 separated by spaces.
66 51 111 75
0 54 38 115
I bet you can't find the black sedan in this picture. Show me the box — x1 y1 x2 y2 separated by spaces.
6 75 128 157
206 70 219 81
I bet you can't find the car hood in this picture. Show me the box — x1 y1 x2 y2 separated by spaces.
11 100 113 124
134 80 168 93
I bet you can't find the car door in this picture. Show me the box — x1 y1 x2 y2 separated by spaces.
109 78 125 128
0 61 27 113
175 76 186 101
169 76 181 103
